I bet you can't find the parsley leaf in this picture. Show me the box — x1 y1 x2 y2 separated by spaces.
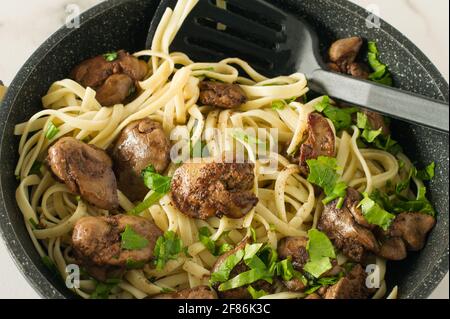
198 227 216 255
153 231 184 270
90 279 120 299
373 134 402 155
126 258 147 269
247 285 269 299
314 96 358 131
416 162 435 181
307 156 348 207
121 225 149 250
210 249 245 284
45 121 59 140
218 268 273 291
303 229 336 278
127 192 164 216
367 41 393 86
198 227 234 256
359 193 396 230
392 187 436 216
103 51 118 62
142 165 171 194
356 112 383 143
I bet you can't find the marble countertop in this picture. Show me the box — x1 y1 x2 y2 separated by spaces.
0 0 448 299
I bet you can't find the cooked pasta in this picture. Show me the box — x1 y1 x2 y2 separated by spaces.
14 0 435 299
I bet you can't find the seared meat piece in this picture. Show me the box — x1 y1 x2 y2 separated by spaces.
198 81 247 109
153 286 217 299
47 137 118 210
305 293 322 299
376 212 435 261
299 113 335 176
323 264 371 299
72 215 162 281
170 162 258 220
95 74 134 107
277 236 309 270
362 109 390 136
378 236 407 261
283 278 307 292
211 238 274 299
328 37 363 74
328 39 391 136
71 50 148 106
348 62 370 79
110 119 171 202
318 188 379 262
388 213 436 251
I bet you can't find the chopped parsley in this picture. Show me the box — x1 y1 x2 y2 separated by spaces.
125 258 147 269
395 162 436 194
416 162 436 181
247 285 269 299
198 227 233 256
142 165 172 194
356 112 383 143
314 96 358 131
303 229 336 278
359 193 396 231
271 97 298 110
90 278 120 299
210 249 245 284
307 156 348 208
121 225 149 250
29 218 42 230
367 41 393 86
103 51 118 62
153 231 184 270
127 192 164 215
45 121 59 140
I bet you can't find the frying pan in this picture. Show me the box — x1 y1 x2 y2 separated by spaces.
0 0 448 299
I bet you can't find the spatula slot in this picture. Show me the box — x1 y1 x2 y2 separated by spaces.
184 36 274 71
195 17 277 50
208 0 284 32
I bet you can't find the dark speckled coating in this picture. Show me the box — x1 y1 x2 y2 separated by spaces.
0 0 448 299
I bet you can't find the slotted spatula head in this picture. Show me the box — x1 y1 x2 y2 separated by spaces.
146 0 324 77
146 0 449 132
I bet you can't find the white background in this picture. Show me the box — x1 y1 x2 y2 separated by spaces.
0 0 448 299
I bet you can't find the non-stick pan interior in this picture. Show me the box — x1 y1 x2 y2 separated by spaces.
0 0 448 298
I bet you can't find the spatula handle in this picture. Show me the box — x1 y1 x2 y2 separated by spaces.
309 69 449 133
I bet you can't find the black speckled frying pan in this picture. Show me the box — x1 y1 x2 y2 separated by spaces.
0 0 448 299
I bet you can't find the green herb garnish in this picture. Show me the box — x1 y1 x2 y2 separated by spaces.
103 51 118 62
307 156 348 208
153 231 184 270
303 229 336 278
45 122 59 140
247 285 268 299
142 165 172 194
359 193 396 230
314 96 358 131
121 225 149 250
367 41 393 86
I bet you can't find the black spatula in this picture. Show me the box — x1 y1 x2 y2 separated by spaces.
146 0 449 132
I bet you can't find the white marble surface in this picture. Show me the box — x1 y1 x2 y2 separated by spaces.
0 0 448 299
